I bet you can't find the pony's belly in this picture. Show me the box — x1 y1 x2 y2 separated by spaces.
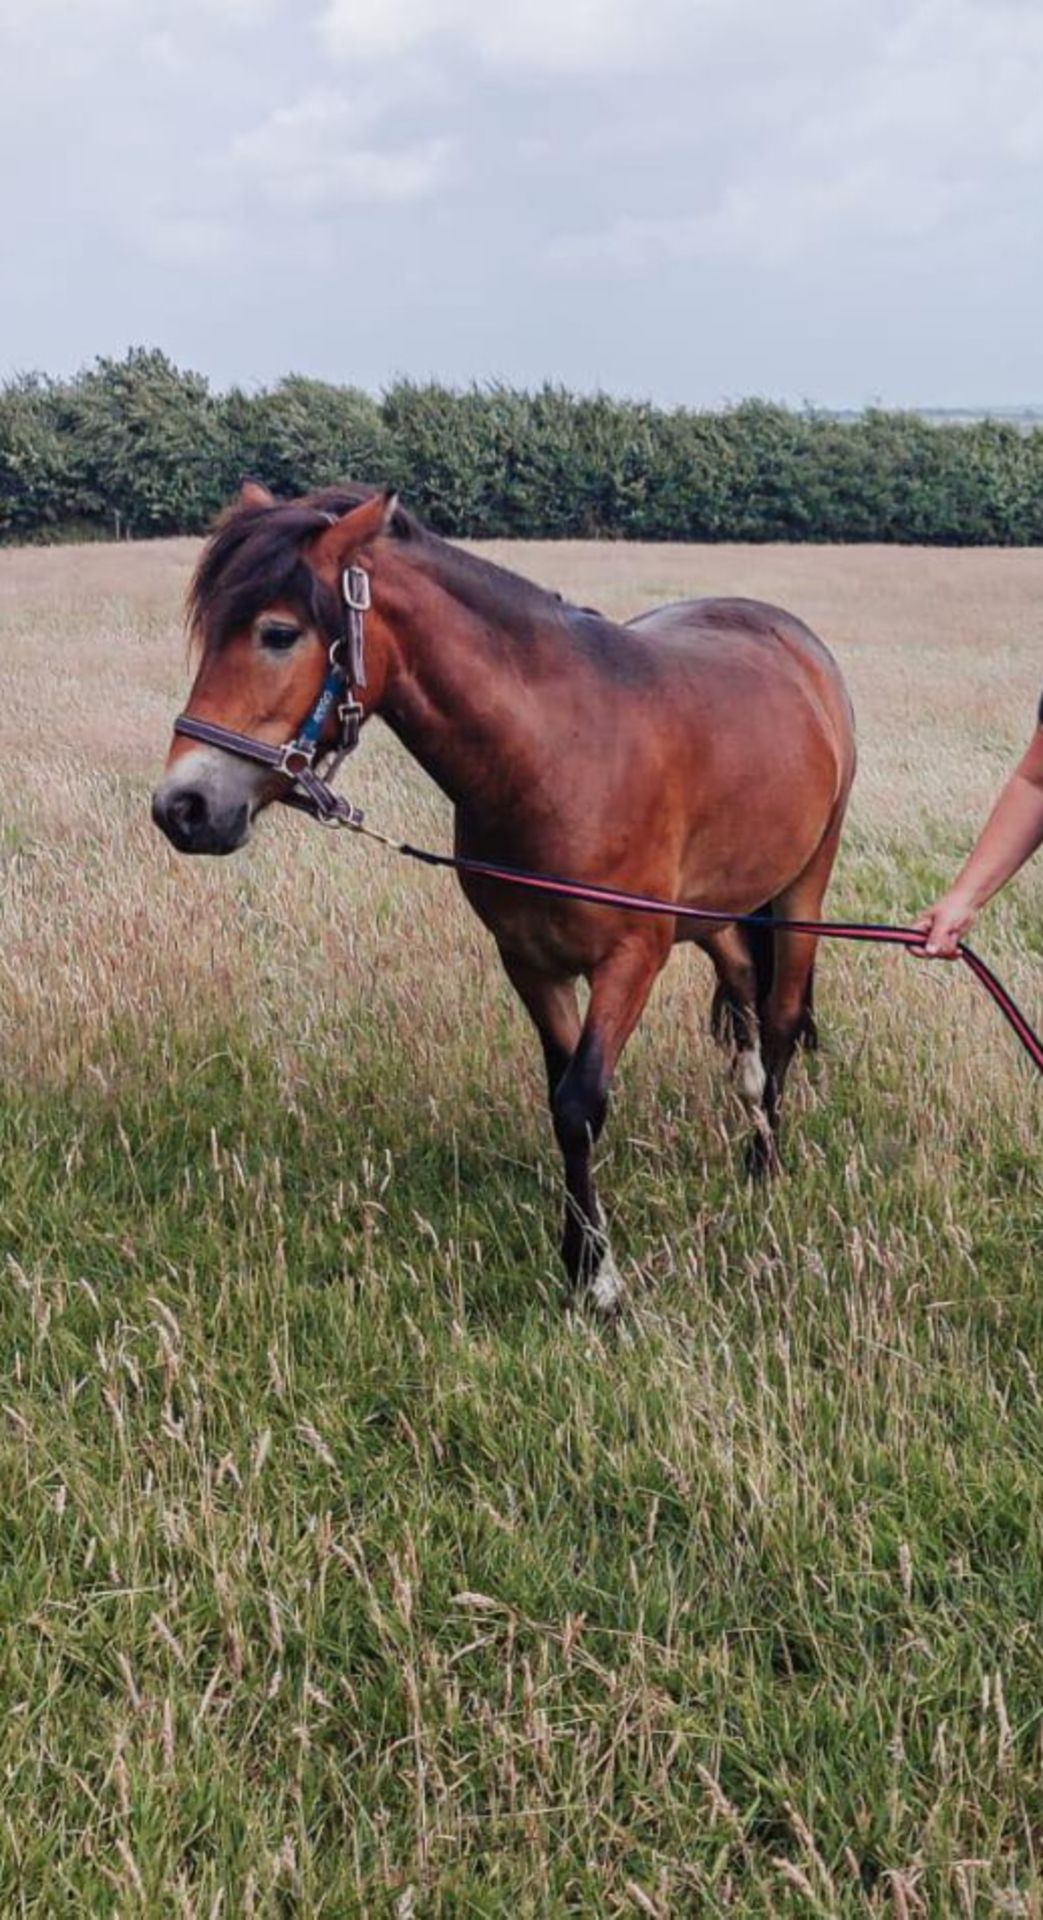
676 838 820 925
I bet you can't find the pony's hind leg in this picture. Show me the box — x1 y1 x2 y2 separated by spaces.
705 924 774 1160
753 814 846 1175
798 968 819 1051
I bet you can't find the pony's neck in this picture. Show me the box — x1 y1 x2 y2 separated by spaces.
366 547 558 816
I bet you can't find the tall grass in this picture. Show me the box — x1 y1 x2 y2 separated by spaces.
1 538 1040 1915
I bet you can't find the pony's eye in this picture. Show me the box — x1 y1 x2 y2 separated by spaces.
259 621 301 652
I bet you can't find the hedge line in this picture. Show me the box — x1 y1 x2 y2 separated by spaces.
3 347 1043 545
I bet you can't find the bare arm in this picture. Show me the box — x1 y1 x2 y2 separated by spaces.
915 721 1043 956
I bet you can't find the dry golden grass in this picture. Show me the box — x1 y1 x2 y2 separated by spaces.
0 534 1041 1917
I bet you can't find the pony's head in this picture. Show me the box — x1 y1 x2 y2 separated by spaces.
152 481 397 854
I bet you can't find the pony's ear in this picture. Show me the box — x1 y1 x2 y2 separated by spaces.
309 488 398 568
238 478 276 511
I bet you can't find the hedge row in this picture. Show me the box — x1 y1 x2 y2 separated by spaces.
3 347 1043 545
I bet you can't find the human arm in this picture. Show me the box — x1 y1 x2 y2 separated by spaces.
913 719 1043 957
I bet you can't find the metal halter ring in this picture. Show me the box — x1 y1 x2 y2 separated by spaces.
276 743 315 779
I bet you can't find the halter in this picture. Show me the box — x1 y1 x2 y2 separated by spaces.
172 564 372 829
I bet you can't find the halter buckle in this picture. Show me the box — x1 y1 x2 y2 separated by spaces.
342 565 371 613
339 697 364 751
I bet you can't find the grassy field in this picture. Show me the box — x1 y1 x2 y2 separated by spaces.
0 536 1040 1917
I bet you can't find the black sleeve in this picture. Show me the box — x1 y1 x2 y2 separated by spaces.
1039 689 1043 727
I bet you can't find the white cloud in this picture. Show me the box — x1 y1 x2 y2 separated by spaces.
318 0 691 74
140 28 189 71
203 0 277 14
3 0 1043 403
0 0 281 108
549 170 955 273
138 215 242 268
545 0 1043 272
226 88 454 208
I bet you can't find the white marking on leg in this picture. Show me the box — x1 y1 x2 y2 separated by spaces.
732 1025 776 1158
734 1037 767 1107
589 1243 624 1314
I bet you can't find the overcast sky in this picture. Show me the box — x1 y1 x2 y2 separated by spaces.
2 0 1042 408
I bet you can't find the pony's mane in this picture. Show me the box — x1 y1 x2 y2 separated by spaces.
188 483 386 651
188 483 569 651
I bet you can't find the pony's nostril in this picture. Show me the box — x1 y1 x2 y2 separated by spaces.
152 785 210 847
152 782 250 855
172 789 208 833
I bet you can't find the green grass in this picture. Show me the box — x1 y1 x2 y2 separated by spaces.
2 866 1041 1916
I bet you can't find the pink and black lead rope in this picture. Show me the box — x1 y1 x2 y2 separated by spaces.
394 843 1043 1077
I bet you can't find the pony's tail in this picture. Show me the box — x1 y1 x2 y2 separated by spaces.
747 902 776 1016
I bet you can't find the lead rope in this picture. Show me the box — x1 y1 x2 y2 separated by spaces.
329 812 1043 1076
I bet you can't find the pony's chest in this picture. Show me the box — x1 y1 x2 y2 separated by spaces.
458 874 605 976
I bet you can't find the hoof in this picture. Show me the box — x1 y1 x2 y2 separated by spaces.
745 1131 782 1182
587 1245 625 1317
564 1235 626 1317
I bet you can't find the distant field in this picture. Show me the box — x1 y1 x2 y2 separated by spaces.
1 537 1040 1916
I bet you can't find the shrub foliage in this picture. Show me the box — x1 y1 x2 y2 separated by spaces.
4 348 1043 544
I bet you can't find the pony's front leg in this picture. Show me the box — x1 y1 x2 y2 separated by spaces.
499 952 582 1105
551 935 667 1313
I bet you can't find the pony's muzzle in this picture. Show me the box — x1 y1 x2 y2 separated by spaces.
152 742 266 854
151 780 250 855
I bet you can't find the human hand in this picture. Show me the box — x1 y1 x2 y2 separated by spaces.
911 890 977 958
